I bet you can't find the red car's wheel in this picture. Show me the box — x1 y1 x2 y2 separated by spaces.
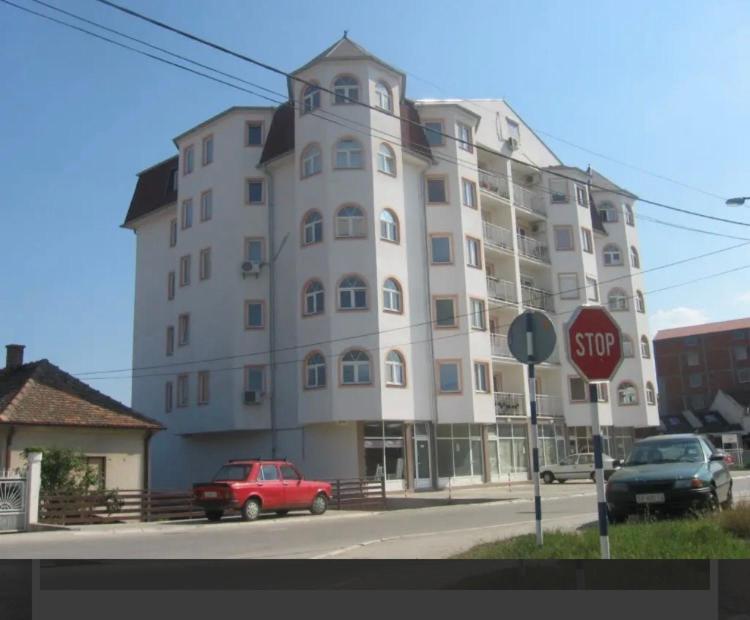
241 498 261 522
310 493 328 515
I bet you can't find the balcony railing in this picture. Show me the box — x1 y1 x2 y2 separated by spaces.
482 221 513 252
478 169 510 201
512 183 546 217
516 235 550 263
490 333 514 359
495 392 525 416
521 285 554 312
486 278 517 305
536 394 563 416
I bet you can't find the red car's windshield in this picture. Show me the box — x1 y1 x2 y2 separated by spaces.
213 464 251 481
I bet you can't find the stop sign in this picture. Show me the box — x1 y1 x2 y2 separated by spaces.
566 306 623 381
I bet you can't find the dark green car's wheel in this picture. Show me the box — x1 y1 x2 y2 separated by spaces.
722 485 734 510
608 510 628 525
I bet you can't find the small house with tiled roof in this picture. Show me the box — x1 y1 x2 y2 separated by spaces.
0 345 162 490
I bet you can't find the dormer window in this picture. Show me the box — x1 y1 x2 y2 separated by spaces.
302 84 321 114
333 76 359 104
168 168 178 192
375 82 392 112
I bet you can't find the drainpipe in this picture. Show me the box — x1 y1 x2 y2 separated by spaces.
143 430 154 491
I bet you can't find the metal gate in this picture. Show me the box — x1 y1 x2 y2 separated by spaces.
0 470 26 531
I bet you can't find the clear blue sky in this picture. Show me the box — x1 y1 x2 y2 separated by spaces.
1 0 749 406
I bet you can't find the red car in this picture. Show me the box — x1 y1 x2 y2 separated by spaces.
193 459 332 522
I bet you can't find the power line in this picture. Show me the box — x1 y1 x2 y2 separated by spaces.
92 0 750 229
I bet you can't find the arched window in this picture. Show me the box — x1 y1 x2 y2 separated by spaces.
599 202 618 223
301 144 322 178
625 204 635 226
622 334 634 358
302 210 322 245
608 287 628 311
305 352 326 389
617 382 638 406
380 209 399 242
303 280 324 316
302 84 320 113
385 350 405 386
338 275 367 310
636 290 646 313
640 336 651 358
382 278 402 313
334 138 363 169
603 244 622 266
341 350 371 384
375 82 392 112
333 75 359 104
630 246 640 269
377 143 396 175
335 205 366 238
646 382 656 405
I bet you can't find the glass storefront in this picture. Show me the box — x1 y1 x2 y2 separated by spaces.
363 422 405 481
568 426 635 461
538 420 567 468
436 424 484 479
488 419 529 477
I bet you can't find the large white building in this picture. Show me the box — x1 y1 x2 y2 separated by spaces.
124 37 659 491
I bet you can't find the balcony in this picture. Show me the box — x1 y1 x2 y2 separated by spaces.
495 392 525 416
521 284 554 312
478 169 510 201
486 277 517 306
537 394 563 417
516 235 550 264
513 183 546 217
490 333 515 360
482 221 513 253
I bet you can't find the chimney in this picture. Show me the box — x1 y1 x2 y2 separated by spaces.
5 344 25 371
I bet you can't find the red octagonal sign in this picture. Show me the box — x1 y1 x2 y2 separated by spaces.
566 305 624 382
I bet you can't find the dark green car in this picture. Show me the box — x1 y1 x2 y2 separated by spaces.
605 433 733 523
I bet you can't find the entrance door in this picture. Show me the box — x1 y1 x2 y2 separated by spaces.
414 424 432 490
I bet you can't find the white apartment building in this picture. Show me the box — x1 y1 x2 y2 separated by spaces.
124 36 659 491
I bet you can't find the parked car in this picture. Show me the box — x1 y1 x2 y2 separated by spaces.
193 459 333 522
605 434 733 523
541 452 619 484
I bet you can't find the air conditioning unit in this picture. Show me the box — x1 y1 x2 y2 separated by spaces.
244 390 261 405
507 137 519 151
241 261 261 278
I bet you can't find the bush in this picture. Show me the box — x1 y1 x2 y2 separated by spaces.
718 501 750 539
23 447 100 495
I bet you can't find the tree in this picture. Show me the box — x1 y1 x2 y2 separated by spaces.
23 447 99 495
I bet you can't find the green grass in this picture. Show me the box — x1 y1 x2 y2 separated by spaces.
455 502 750 559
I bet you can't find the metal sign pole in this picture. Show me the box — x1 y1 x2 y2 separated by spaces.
526 312 543 546
589 382 611 559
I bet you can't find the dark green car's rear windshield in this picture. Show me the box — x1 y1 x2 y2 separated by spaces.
626 439 705 465
213 465 251 481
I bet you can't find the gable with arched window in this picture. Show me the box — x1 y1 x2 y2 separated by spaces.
617 382 638 405
622 334 634 358
377 143 396 175
334 138 364 169
385 350 406 386
640 336 651 358
301 143 322 178
382 278 403 313
338 275 367 310
335 205 366 238
303 279 324 316
603 243 622 266
304 351 326 389
333 75 359 104
599 202 618 223
301 84 321 114
608 287 628 311
636 290 646 313
380 209 399 242
374 81 392 112
630 246 640 269
646 382 656 405
625 204 635 226
341 349 371 384
302 210 323 245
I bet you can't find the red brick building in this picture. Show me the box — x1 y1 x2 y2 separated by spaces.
654 317 750 416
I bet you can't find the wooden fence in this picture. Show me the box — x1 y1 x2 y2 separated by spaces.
39 478 386 525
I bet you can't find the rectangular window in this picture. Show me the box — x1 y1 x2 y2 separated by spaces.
585 276 599 302
558 273 579 299
575 184 587 206
245 300 264 329
430 235 452 264
686 351 700 366
245 238 265 263
426 177 447 203
732 329 747 340
734 345 748 361
506 118 520 142
169 219 177 247
550 179 568 203
466 236 481 268
246 366 265 397
457 122 473 152
197 371 210 405
167 271 175 300
473 362 489 393
179 255 191 286
202 135 214 166
199 248 211 280
424 120 444 147
581 227 593 253
246 121 263 146
684 336 699 346
166 326 174 356
554 226 574 251
689 373 703 388
181 199 193 229
183 145 194 175
200 190 213 221
461 178 477 208
246 178 264 204
470 298 486 330
569 377 586 402
178 313 190 346
177 374 189 407
434 297 457 328
437 361 461 393
165 381 173 413
738 368 750 383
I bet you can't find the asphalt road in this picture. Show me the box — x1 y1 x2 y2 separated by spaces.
2 475 750 560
